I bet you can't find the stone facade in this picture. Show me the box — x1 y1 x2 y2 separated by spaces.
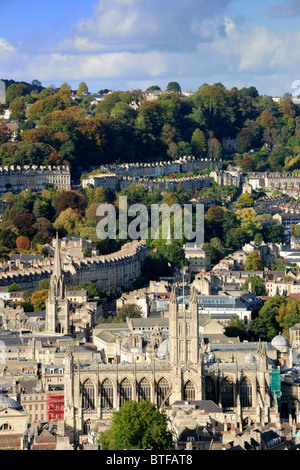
63 286 279 440
244 172 300 195
99 157 221 179
82 157 222 192
0 165 71 193
0 239 148 292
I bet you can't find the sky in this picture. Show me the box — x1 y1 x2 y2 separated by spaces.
1 0 300 96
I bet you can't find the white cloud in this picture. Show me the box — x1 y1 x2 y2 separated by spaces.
1 0 300 96
0 38 14 53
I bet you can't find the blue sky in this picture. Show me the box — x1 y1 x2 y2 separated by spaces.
1 0 300 96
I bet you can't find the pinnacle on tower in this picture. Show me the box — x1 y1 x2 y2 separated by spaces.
169 285 177 304
190 286 197 304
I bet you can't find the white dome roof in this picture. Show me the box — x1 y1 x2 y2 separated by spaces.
271 333 290 347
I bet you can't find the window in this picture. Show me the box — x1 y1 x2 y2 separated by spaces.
101 379 113 409
157 378 170 407
82 379 95 410
183 381 195 401
138 378 151 402
0 423 12 431
120 378 132 407
205 376 216 402
221 377 234 409
240 377 252 408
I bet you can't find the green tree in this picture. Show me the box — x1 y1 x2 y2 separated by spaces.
236 208 262 240
8 282 21 292
38 279 50 290
243 276 267 296
166 82 181 93
9 100 26 120
54 208 85 236
224 315 249 341
276 299 300 339
191 128 206 157
244 251 263 271
77 81 88 96
5 83 27 106
98 400 174 450
117 303 143 322
249 295 286 341
31 289 48 311
236 192 254 208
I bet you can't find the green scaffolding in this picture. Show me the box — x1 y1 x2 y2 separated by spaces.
269 369 281 410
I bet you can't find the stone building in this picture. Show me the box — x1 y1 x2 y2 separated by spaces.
0 239 148 292
63 286 280 442
0 394 29 449
0 165 71 193
183 244 211 273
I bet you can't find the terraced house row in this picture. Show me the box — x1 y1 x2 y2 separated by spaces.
0 165 71 193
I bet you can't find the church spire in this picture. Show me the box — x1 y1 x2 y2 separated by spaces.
49 230 65 300
53 230 62 279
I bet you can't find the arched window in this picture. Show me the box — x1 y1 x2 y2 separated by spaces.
82 379 95 410
83 419 91 435
157 378 170 407
138 378 151 402
221 377 234 409
205 376 216 402
240 377 252 408
120 378 132 407
101 379 114 409
0 423 12 431
183 380 195 401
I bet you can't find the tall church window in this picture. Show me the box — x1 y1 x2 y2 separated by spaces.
157 378 170 407
221 377 234 409
205 376 216 402
120 378 132 407
101 379 114 409
82 379 95 410
138 378 151 402
240 377 252 408
183 380 195 401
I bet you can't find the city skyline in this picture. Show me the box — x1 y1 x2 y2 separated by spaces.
1 0 300 96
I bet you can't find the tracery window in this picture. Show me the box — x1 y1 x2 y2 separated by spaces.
120 378 132 407
82 378 95 410
205 376 216 402
240 377 252 408
157 378 170 407
221 377 234 409
183 380 195 401
138 378 151 402
101 379 114 409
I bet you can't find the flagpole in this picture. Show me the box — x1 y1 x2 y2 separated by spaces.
182 267 184 311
